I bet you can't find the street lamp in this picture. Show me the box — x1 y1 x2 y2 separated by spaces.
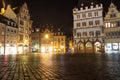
45 34 49 39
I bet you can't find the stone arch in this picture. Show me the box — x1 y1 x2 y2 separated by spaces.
94 40 102 53
85 41 93 53
78 41 85 53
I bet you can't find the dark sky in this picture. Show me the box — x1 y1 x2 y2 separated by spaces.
1 0 120 36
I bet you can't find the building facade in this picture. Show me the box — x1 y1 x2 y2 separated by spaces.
73 3 104 53
32 25 66 54
104 2 120 53
17 3 32 54
0 1 32 54
0 16 5 54
53 29 66 53
40 28 54 54
0 4 18 54
2 17 18 54
31 28 41 52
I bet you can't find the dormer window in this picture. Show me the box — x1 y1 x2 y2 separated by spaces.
110 13 116 18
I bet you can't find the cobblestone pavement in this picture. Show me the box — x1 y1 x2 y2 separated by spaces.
0 53 120 80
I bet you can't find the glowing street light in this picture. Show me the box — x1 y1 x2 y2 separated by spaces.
45 34 49 39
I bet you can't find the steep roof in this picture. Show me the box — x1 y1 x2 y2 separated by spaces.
3 4 17 21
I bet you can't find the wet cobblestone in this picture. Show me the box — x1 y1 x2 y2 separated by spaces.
0 53 120 80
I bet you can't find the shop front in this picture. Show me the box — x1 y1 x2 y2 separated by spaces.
105 43 120 53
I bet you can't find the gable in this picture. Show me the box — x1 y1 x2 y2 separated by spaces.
104 2 120 20
3 5 17 20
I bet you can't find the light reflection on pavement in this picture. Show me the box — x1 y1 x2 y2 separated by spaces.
0 53 120 80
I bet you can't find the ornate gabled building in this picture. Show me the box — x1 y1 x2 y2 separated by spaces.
40 26 54 54
104 2 120 53
17 3 32 54
0 15 6 54
0 1 32 54
73 3 104 53
0 4 18 54
53 28 66 53
32 25 66 54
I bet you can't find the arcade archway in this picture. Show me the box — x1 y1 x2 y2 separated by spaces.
78 42 85 53
94 42 101 53
85 42 93 53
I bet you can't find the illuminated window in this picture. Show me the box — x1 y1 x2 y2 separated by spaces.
105 23 108 28
111 23 114 27
2 32 4 36
112 43 118 50
108 23 110 27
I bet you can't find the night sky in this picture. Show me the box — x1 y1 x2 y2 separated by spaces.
1 0 120 36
